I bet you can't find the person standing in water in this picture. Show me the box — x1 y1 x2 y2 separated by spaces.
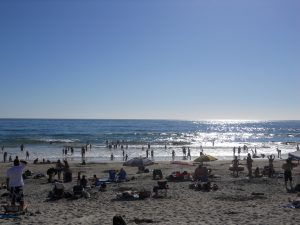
187 148 191 160
25 151 29 160
276 147 281 159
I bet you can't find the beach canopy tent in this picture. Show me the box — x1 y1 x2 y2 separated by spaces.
123 157 154 167
288 151 300 160
194 155 218 162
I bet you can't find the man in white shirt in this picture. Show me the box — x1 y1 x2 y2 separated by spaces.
6 157 27 209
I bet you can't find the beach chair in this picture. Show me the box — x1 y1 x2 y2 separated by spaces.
153 181 169 197
2 204 28 214
153 169 163 180
73 185 84 197
63 171 72 183
52 182 65 199
108 170 117 182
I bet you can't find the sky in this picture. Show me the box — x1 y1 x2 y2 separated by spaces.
0 0 299 120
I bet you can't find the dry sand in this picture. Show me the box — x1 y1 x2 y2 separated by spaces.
1 158 300 225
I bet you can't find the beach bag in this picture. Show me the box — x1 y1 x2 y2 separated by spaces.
73 185 83 196
113 215 127 225
157 181 168 189
63 171 72 183
294 184 300 192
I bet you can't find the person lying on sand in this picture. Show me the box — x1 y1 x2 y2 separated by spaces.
193 164 209 182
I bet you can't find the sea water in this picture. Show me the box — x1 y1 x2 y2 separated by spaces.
0 119 299 162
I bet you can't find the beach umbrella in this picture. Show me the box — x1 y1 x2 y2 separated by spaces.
194 155 218 162
288 151 300 160
123 157 154 167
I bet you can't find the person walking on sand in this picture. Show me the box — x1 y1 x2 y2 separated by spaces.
233 147 236 157
146 149 149 158
297 144 299 151
172 150 175 161
282 159 297 191
246 153 253 177
6 158 27 210
151 149 154 159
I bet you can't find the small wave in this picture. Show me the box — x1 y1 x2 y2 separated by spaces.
37 138 80 144
171 141 191 145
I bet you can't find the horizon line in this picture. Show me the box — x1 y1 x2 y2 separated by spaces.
0 117 300 122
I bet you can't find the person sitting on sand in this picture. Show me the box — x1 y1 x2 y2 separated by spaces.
47 167 57 183
193 164 209 182
52 181 65 198
118 168 127 181
91 174 99 186
282 159 297 191
80 175 88 188
137 164 145 173
254 167 262 178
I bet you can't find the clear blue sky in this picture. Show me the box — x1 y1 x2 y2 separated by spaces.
0 0 299 120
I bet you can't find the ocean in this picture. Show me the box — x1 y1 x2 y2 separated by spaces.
0 119 299 162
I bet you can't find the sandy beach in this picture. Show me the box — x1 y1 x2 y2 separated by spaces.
0 158 300 225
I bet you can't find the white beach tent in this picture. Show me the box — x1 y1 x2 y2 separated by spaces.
288 151 300 160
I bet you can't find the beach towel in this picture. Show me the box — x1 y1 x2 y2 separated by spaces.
281 202 300 209
0 213 21 219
